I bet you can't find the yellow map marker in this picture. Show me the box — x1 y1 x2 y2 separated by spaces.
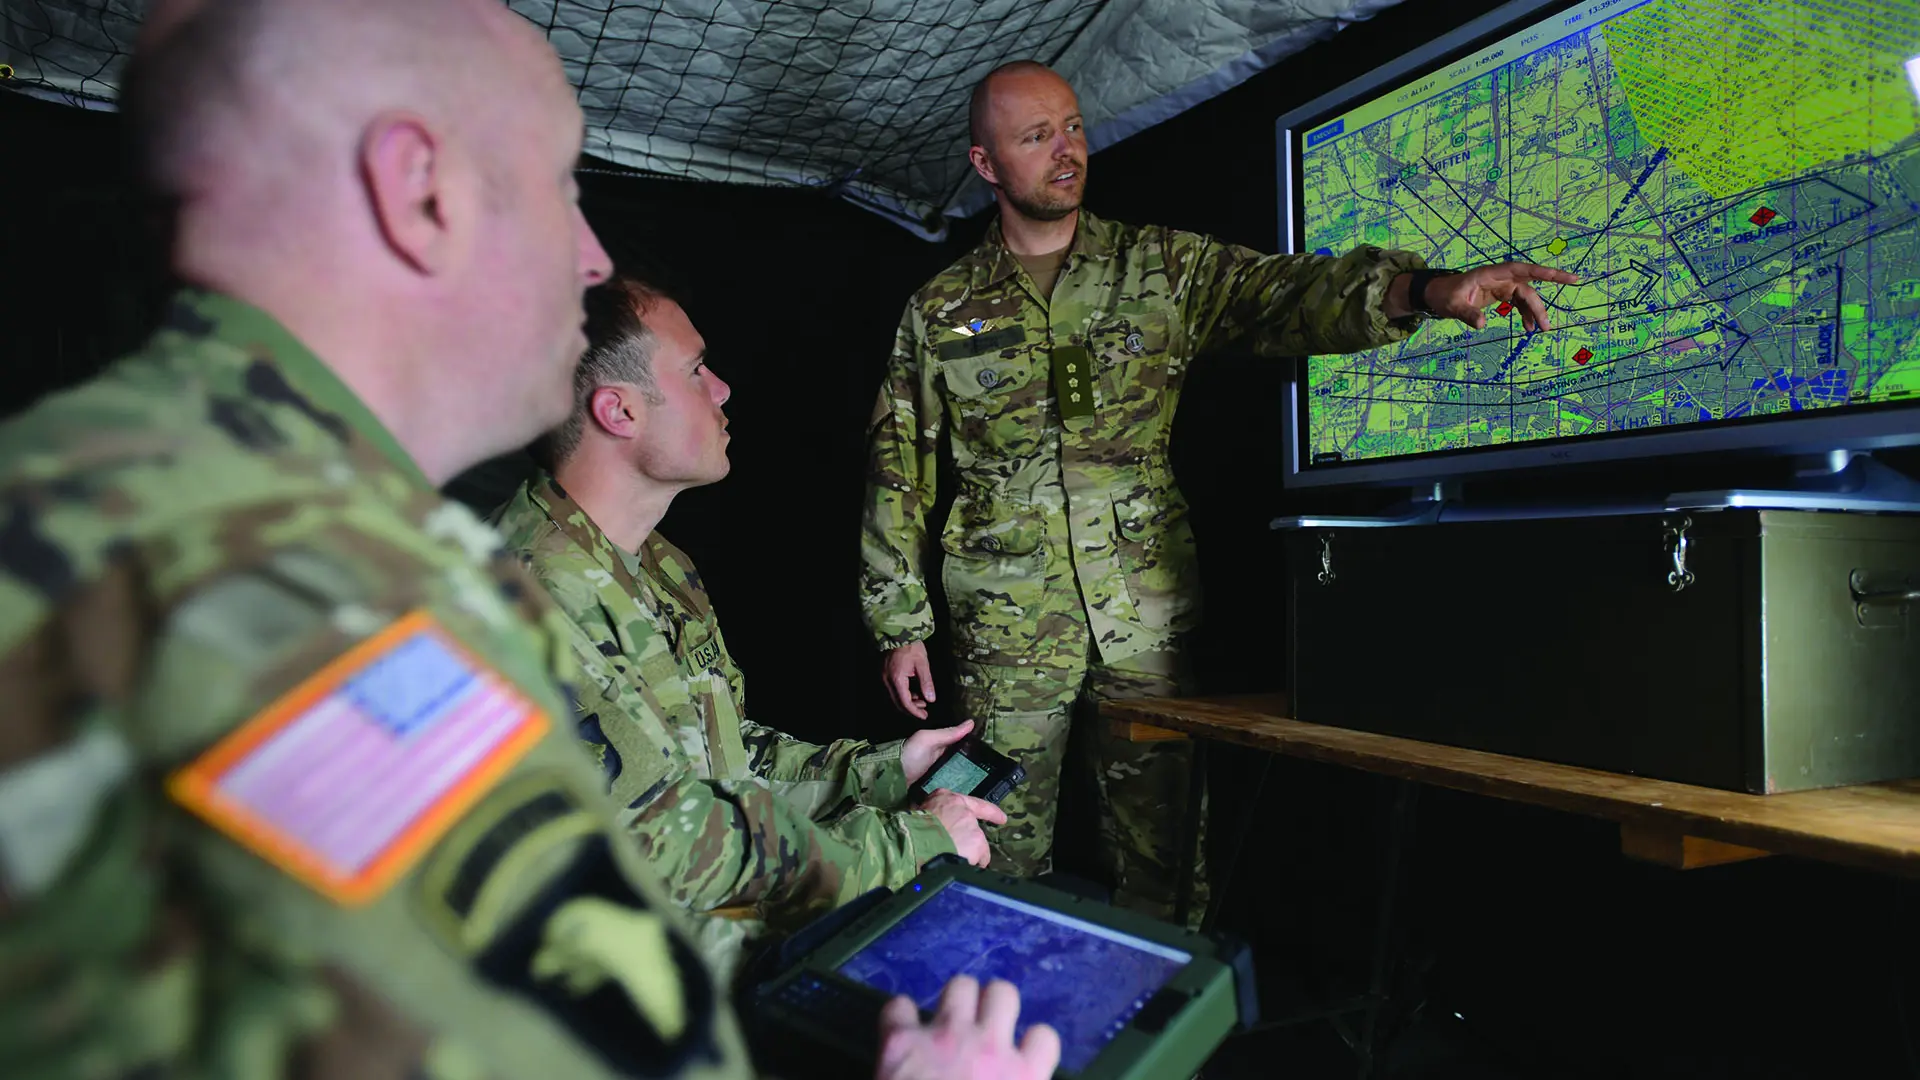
1547 237 1568 256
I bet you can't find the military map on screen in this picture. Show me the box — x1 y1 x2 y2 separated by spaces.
1298 0 1920 465
836 883 1190 1072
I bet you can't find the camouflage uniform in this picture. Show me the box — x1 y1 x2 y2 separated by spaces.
860 211 1426 921
0 291 755 1080
494 475 954 970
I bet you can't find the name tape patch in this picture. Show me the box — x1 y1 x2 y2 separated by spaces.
169 610 550 906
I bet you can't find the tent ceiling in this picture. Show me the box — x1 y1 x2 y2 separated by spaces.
3 0 1400 238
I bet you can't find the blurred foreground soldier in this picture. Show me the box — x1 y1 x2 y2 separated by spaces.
0 2 1052 1078
860 60 1577 923
494 275 1006 979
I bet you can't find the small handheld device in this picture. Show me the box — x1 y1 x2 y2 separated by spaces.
908 735 1025 805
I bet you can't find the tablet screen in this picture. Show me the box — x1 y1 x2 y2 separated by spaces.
836 881 1192 1072
921 752 990 796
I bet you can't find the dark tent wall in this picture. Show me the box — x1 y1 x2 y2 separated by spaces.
8 3 1920 1074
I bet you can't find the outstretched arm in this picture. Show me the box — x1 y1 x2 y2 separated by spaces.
1383 262 1581 331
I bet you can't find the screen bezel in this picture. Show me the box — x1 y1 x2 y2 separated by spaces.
907 736 1024 804
1274 0 1920 490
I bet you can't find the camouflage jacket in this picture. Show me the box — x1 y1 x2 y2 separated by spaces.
493 475 953 923
860 211 1427 664
0 292 753 1080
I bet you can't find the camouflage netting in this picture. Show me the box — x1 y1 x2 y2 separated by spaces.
3 0 1402 238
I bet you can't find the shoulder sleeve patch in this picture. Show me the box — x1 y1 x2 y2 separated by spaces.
167 609 550 906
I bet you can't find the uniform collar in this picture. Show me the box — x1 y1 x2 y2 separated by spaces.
526 471 647 582
970 209 1117 292
164 289 430 488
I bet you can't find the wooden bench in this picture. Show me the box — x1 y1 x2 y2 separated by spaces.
1105 692 1920 875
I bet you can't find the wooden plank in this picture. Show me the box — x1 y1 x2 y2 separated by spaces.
1107 718 1190 743
1100 694 1920 880
1618 824 1773 869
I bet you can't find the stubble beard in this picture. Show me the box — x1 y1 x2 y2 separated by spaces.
1000 160 1085 223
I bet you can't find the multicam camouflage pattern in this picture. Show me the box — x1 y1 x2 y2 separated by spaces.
955 642 1208 924
0 292 754 1080
493 476 954 956
860 211 1425 919
861 210 1427 665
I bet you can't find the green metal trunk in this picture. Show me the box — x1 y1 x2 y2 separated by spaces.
1285 510 1920 793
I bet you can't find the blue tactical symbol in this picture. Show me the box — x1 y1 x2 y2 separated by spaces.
978 369 1000 389
967 318 987 333
1125 332 1145 354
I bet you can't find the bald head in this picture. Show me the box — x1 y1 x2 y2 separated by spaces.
968 60 1068 149
122 0 550 202
118 0 612 485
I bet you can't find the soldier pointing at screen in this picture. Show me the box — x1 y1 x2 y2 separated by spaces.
859 59 1577 923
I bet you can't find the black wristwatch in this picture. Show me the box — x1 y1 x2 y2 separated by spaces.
1406 267 1461 315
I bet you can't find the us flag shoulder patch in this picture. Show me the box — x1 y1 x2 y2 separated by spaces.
169 609 551 906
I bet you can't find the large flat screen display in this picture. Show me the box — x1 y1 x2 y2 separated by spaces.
1279 0 1920 487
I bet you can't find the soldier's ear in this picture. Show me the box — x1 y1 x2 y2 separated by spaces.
968 145 999 188
588 386 637 440
360 111 458 276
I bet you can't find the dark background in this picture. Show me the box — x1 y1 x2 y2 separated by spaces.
7 2 1920 1074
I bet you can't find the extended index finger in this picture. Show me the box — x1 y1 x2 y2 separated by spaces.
1511 262 1579 285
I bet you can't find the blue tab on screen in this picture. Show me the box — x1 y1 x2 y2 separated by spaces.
1305 119 1343 147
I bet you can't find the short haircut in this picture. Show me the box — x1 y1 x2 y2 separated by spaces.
968 59 1057 149
532 274 676 470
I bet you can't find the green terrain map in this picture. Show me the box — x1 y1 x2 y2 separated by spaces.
1299 0 1920 464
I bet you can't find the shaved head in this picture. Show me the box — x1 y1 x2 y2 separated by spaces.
119 0 612 484
968 59 1063 149
122 0 539 203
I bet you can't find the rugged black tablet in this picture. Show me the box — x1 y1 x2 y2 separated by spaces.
753 861 1255 1079
908 735 1025 805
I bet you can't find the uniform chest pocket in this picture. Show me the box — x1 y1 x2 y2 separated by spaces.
1088 312 1175 400
938 351 1036 402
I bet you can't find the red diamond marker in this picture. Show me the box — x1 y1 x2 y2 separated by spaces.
1749 207 1778 227
1497 301 1514 316
1573 347 1594 365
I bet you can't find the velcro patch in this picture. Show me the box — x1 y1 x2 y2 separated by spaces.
168 610 550 906
936 326 1023 360
684 635 722 673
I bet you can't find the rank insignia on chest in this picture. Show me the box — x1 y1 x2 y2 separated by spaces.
1051 344 1095 420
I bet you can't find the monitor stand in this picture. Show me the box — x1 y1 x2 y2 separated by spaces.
1272 452 1920 531
1665 451 1920 513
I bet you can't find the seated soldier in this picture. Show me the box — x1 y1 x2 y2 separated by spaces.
493 273 1006 975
